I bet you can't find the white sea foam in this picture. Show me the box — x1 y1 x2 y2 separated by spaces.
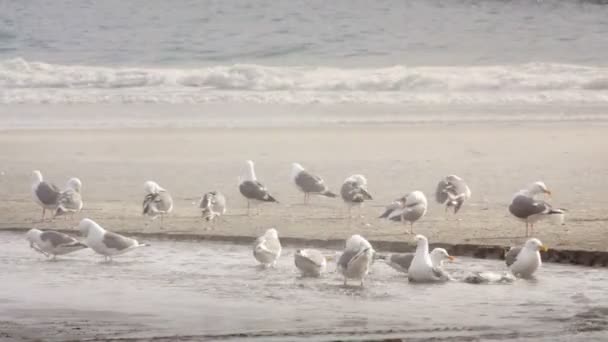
1 58 607 105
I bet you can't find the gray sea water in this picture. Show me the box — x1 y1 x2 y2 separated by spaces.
1 0 608 125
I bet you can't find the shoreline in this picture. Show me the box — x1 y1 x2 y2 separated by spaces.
3 226 607 267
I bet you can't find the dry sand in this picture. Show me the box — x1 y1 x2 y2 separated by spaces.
1 123 607 251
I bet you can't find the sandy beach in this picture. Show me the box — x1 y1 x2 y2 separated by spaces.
1 123 607 252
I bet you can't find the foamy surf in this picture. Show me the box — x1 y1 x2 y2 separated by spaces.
1 58 608 105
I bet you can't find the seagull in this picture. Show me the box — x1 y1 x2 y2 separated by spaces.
337 235 375 287
142 181 173 228
294 249 327 277
78 218 149 262
199 191 227 222
291 163 337 203
340 175 373 217
31 170 60 221
385 248 454 274
253 228 282 268
54 177 83 219
505 238 548 278
379 191 428 234
239 160 278 215
435 175 471 214
408 235 452 283
508 181 566 237
25 229 88 260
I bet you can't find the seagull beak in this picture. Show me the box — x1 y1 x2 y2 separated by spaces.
540 245 549 252
447 256 456 262
545 190 552 198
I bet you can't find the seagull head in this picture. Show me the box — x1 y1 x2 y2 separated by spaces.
291 163 304 179
529 181 551 197
525 238 548 252
430 248 455 266
66 177 82 192
265 228 278 239
78 218 100 237
144 181 160 194
25 228 42 245
414 234 428 246
32 170 43 182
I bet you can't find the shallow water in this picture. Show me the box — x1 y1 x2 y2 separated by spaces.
1 231 607 341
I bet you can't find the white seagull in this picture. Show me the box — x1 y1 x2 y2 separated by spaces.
408 235 451 283
505 238 548 278
78 218 149 262
253 228 282 268
385 248 454 274
294 249 327 277
337 235 375 287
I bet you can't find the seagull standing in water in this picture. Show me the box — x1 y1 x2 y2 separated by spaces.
253 228 282 268
25 229 88 260
294 249 327 277
337 235 375 287
31 170 60 221
340 174 373 218
435 175 471 215
54 177 84 219
78 218 149 262
408 235 452 283
291 163 337 203
379 191 428 234
142 181 173 228
505 238 548 278
239 160 278 215
508 181 565 237
385 248 454 274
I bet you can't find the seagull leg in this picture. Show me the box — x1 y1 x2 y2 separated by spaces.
41 208 46 221
343 277 347 286
247 201 251 216
360 279 364 287
530 224 534 237
410 222 414 235
160 214 164 229
525 223 529 237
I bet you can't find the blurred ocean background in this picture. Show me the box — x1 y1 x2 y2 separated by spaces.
1 0 608 127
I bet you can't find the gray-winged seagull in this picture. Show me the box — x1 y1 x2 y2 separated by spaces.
385 248 454 274
291 163 337 203
294 249 327 277
508 181 565 237
142 181 173 228
340 174 373 217
505 238 548 278
199 191 227 222
435 175 471 214
55 177 83 219
379 191 428 234
26 229 87 259
31 170 61 221
239 160 278 215
78 218 149 262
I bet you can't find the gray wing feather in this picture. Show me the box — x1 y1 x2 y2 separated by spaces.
295 171 326 193
337 249 358 269
57 189 82 211
435 180 450 204
40 231 77 247
505 247 522 267
389 253 415 270
240 181 277 202
36 182 61 205
509 195 549 219
103 231 137 250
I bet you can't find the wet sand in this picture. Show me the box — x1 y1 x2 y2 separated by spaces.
1 123 607 252
1 232 607 341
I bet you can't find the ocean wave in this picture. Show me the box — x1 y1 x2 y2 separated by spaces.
1 58 607 104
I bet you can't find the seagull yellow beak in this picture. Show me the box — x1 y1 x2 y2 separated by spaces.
540 245 549 252
447 256 455 262
545 190 552 198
